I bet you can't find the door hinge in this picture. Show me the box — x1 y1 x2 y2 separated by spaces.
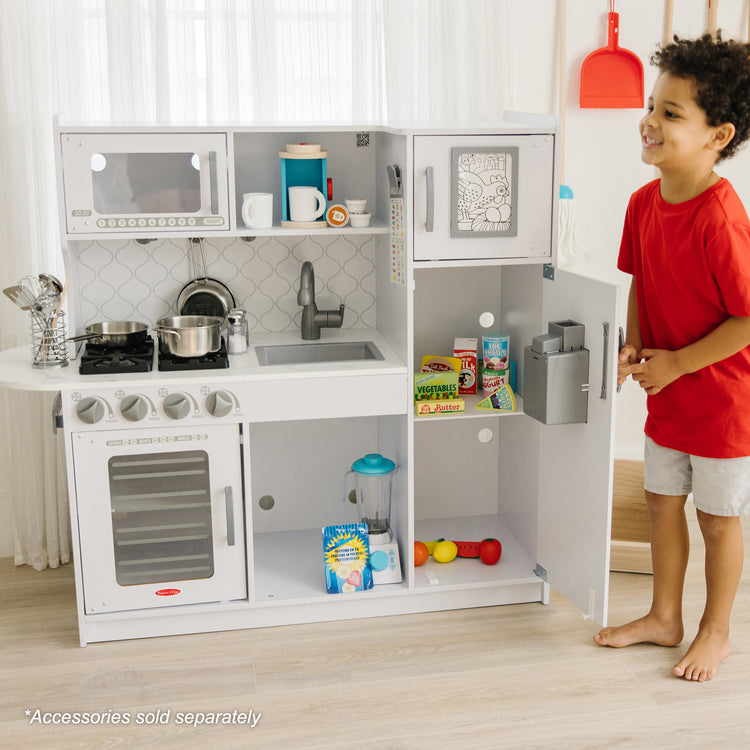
543 264 555 280
533 563 548 581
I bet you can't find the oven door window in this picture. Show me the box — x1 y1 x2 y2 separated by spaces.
91 152 202 214
109 450 214 586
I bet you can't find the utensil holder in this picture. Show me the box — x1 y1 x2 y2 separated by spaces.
31 311 69 368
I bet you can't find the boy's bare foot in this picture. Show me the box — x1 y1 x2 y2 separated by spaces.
673 628 731 682
593 613 683 648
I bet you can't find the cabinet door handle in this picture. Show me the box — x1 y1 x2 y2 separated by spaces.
425 166 434 232
208 151 219 215
600 322 610 399
224 486 236 546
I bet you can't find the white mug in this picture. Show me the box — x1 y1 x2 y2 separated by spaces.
242 192 273 229
288 186 326 222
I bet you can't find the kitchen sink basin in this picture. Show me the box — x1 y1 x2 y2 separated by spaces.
255 340 384 366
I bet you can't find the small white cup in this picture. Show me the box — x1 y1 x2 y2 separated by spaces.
349 212 371 228
289 186 326 222
345 198 367 214
242 192 273 229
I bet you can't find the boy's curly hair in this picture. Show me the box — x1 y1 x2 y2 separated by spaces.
651 33 750 161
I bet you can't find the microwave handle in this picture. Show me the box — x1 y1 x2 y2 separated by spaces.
208 151 219 215
425 166 434 232
224 486 236 546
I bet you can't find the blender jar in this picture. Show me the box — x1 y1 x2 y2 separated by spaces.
345 453 397 544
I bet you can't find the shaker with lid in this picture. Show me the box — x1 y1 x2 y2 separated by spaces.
227 308 248 354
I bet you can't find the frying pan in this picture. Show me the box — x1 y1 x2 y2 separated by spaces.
67 321 149 347
580 0 644 108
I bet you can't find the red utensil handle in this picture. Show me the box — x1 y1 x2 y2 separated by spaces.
608 12 620 51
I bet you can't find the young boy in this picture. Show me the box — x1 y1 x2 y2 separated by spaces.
594 34 750 682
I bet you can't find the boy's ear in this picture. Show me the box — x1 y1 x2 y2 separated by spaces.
711 122 736 153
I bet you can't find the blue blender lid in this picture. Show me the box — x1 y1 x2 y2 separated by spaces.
351 453 395 475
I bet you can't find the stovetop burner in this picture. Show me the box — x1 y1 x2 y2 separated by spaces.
79 339 155 374
157 339 230 371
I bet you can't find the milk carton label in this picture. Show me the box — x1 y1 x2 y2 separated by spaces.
453 338 477 396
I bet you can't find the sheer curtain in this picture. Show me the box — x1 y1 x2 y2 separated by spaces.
0 0 512 569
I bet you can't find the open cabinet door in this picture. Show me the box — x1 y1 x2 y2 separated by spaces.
537 268 620 626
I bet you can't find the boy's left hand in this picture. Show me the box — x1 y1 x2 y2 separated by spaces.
623 348 684 395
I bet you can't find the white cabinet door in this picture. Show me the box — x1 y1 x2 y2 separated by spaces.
537 269 620 626
413 134 555 262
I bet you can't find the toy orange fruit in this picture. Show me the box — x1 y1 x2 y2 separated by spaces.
414 541 429 566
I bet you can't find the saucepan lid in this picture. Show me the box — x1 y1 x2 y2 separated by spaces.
177 277 235 322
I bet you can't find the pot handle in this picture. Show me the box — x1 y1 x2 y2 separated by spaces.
152 326 182 340
66 332 97 343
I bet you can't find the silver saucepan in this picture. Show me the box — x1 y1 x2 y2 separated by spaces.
153 315 223 357
67 321 149 347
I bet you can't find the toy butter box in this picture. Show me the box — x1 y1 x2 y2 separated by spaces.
453 337 477 395
415 398 466 416
322 524 373 594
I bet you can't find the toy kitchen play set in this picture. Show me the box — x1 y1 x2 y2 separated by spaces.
0 115 619 645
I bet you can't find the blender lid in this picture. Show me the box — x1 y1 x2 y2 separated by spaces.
351 453 396 475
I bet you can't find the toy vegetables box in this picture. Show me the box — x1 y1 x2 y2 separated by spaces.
322 524 374 593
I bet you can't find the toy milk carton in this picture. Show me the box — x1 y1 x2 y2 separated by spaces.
453 338 477 395
322 524 373 593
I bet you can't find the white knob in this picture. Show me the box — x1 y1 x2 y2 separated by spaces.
163 392 190 420
206 390 234 417
76 397 105 425
120 394 149 422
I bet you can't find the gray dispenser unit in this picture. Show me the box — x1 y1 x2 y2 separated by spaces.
523 320 589 425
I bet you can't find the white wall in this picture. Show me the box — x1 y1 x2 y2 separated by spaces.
514 0 750 459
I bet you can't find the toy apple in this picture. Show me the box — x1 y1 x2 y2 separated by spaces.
478 538 502 565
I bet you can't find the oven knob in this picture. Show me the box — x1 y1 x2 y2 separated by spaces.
206 390 234 418
163 392 190 420
76 396 105 425
120 394 149 422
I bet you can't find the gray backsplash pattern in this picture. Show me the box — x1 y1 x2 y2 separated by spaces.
74 234 377 333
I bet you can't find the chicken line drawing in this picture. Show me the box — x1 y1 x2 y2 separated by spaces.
455 151 513 233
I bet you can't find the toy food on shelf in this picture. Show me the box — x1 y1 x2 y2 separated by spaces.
453 338 477 395
475 383 516 413
413 537 502 566
322 523 373 593
414 355 460 406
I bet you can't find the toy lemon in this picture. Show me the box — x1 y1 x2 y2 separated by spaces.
432 540 458 563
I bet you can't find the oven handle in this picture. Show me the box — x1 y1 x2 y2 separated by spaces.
224 486 236 546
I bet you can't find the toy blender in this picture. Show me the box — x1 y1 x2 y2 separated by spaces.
346 453 402 584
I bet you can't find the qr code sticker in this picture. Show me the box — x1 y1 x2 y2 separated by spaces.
355 132 370 147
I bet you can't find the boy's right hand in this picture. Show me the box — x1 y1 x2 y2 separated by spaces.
617 344 641 386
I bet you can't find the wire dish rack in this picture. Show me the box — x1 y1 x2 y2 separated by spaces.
30 311 69 368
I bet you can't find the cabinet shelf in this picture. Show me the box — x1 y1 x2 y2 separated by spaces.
253 528 410 603
237 218 389 237
413 393 524 421
413 514 539 591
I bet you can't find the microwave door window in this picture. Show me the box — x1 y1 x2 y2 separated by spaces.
91 152 202 214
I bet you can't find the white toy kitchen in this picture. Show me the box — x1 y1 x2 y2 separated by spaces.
0 115 619 645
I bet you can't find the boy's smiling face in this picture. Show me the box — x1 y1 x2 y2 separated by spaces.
640 72 731 176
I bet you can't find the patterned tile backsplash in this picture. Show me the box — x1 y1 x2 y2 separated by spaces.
73 234 377 333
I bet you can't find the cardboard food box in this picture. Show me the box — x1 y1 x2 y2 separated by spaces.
453 338 477 395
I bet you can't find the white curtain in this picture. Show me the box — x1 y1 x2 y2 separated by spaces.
0 0 512 569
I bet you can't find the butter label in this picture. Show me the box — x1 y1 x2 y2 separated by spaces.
416 399 466 416
414 371 459 401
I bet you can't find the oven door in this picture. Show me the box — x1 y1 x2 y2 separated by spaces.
59 131 230 234
72 424 246 614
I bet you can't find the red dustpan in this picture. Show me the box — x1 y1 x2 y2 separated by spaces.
580 3 644 108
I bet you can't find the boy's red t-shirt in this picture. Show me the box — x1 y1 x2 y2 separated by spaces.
618 178 750 458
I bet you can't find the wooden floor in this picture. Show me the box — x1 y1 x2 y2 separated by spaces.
2 508 749 750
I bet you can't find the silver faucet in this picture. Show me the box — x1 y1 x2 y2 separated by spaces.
297 261 344 340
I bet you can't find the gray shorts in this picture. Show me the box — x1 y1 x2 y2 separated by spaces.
644 436 750 517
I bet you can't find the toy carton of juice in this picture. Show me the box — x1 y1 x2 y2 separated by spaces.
453 338 477 395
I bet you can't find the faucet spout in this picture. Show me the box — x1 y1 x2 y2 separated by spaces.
298 261 345 340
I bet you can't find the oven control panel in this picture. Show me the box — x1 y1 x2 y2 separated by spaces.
66 386 243 430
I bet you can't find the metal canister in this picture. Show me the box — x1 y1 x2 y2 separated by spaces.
227 308 248 355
